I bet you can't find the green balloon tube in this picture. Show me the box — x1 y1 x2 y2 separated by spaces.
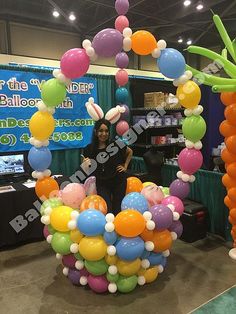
212 85 236 93
182 116 207 143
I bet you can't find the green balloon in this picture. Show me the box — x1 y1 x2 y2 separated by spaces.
85 258 108 276
117 275 138 293
106 272 120 283
41 78 67 108
162 187 169 196
182 116 206 143
74 252 83 260
40 197 63 216
47 224 56 235
51 232 73 255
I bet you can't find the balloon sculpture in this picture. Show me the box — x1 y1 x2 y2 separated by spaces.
26 0 209 293
185 12 236 260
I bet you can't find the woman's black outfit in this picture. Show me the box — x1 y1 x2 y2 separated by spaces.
83 142 127 215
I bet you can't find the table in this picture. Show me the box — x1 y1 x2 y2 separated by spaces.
0 181 44 249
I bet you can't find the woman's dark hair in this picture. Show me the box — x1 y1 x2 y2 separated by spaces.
90 118 111 155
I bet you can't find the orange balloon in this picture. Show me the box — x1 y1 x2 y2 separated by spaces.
35 177 59 200
126 177 143 194
221 149 236 164
227 163 236 179
80 195 107 214
131 30 157 56
114 209 146 237
230 208 236 220
220 92 236 106
231 216 236 227
224 104 236 126
224 196 236 209
226 135 236 155
222 174 236 189
152 230 172 253
140 227 154 241
229 215 236 225
228 188 236 203
231 229 236 239
219 120 236 137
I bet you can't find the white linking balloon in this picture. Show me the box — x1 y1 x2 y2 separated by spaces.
105 105 126 124
85 97 104 121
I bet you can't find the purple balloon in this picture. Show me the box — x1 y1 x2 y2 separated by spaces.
115 0 130 15
62 254 77 268
68 269 81 285
87 274 109 293
119 104 130 121
149 205 173 230
43 226 50 239
116 52 129 69
92 28 123 58
80 268 89 277
169 220 183 238
169 179 190 200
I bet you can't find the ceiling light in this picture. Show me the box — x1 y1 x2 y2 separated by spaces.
69 13 76 21
52 10 60 18
187 39 192 45
178 38 183 43
196 2 204 10
183 0 191 6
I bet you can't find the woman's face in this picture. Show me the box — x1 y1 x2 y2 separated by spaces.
96 123 109 143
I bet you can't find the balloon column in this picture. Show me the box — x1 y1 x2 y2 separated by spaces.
26 0 210 293
184 12 236 260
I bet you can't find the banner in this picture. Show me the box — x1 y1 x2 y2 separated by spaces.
0 69 97 152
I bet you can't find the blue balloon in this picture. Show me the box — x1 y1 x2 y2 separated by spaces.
116 87 128 103
141 249 151 259
77 209 106 236
161 256 167 268
103 231 118 245
28 147 52 171
115 236 145 261
147 252 163 266
121 192 148 214
157 48 186 79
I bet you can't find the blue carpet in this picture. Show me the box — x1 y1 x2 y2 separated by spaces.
192 286 236 314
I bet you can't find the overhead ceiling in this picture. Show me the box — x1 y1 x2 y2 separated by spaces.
1 0 236 49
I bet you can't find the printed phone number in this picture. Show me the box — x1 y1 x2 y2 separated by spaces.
20 131 83 143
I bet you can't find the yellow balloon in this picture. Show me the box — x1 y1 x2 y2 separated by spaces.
105 254 118 265
50 206 73 232
79 236 107 261
140 267 159 283
70 229 83 243
176 80 201 109
117 258 141 276
29 111 55 141
142 182 157 188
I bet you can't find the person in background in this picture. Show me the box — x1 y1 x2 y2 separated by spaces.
82 118 133 215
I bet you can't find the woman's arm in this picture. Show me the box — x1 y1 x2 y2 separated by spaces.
117 147 133 172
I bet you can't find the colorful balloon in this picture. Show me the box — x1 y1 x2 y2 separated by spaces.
92 28 123 57
224 104 236 125
126 177 143 194
35 177 59 200
41 78 67 108
115 69 129 86
226 135 236 155
116 120 129 136
157 48 186 79
220 92 236 106
168 220 183 238
80 194 107 214
131 30 157 56
103 231 118 245
29 111 55 141
149 204 173 230
60 48 90 79
152 230 173 252
77 209 106 236
178 148 203 175
169 179 190 200
115 15 129 33
115 0 129 15
68 269 81 285
138 266 158 283
121 192 148 214
119 104 130 121
182 115 206 143
85 258 108 276
177 81 201 109
114 209 146 237
50 206 73 232
117 275 138 293
79 236 107 261
28 147 52 172
219 120 236 137
116 87 129 103
51 232 73 255
70 229 83 243
161 196 184 215
61 183 86 209
116 258 141 276
116 236 145 261
116 52 129 69
40 197 63 215
62 254 77 268
87 274 109 293
221 148 236 164
141 185 165 206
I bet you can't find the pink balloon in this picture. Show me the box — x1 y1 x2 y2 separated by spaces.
60 48 90 79
178 148 203 175
116 69 129 86
161 196 184 215
116 120 129 136
141 185 165 207
61 183 86 209
62 254 77 268
115 15 129 33
43 226 50 239
87 275 109 293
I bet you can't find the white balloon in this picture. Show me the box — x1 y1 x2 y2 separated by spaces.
108 283 117 293
185 70 193 80
70 243 79 253
146 220 155 231
167 204 175 212
145 241 154 251
184 109 193 117
138 276 146 286
108 265 118 275
152 48 161 58
105 222 115 232
143 211 152 221
185 140 194 149
52 69 61 78
105 106 124 124
171 232 178 241
75 260 84 270
43 169 51 177
173 212 180 221
157 40 167 50
123 37 132 52
62 267 69 276
80 276 88 285
182 174 190 182
68 220 77 230
82 39 92 49
141 259 150 269
229 248 236 260
189 175 196 183
107 245 116 256
163 250 170 257
85 101 104 121
123 27 132 38
86 47 95 58
46 235 53 243
71 210 80 219
194 141 203 150
106 213 115 222
56 253 62 260
44 206 52 215
157 265 164 273
177 171 183 179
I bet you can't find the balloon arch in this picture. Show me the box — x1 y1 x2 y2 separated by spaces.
26 0 235 294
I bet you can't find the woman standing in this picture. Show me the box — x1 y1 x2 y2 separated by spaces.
82 118 133 215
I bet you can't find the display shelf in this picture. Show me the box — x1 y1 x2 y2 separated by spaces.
147 125 182 129
131 143 185 148
131 107 184 114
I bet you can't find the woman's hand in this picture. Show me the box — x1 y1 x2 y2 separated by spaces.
82 157 91 169
117 164 127 172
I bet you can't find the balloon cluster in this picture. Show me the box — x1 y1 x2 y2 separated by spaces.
40 176 185 294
